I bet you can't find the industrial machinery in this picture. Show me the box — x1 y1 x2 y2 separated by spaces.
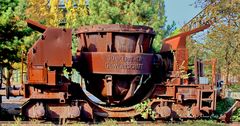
0 20 217 121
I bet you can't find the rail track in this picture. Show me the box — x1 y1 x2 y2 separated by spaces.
1 97 239 125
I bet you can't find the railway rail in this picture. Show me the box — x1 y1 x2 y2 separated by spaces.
0 120 231 126
1 97 239 125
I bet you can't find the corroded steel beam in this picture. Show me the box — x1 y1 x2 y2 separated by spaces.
26 19 47 33
161 23 211 52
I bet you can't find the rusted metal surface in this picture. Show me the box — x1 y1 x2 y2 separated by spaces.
23 102 83 119
76 24 155 53
47 104 81 119
27 66 47 84
160 24 210 74
150 99 172 118
81 52 153 74
25 102 45 119
155 24 216 119
77 24 155 34
123 76 139 101
75 24 156 105
26 22 72 86
28 28 72 67
161 24 211 53
78 87 139 118
26 19 47 33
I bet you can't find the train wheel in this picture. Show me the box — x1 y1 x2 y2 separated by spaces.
80 102 93 121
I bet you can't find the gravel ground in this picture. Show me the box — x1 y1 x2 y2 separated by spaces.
1 96 22 115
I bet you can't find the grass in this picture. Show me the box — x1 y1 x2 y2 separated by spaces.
0 118 229 126
232 108 240 122
226 83 240 92
97 119 118 126
96 120 226 126
168 120 226 126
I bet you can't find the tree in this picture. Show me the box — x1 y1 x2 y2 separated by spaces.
26 0 167 52
192 0 240 84
25 0 63 27
206 23 240 84
163 21 180 38
87 0 166 52
64 0 88 28
0 0 32 87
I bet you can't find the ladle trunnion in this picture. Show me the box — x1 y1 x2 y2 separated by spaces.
0 20 217 121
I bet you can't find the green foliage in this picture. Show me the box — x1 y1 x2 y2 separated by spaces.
26 0 167 52
232 108 240 122
226 84 240 92
163 21 180 38
0 0 30 65
64 0 88 28
0 0 33 87
134 99 156 120
215 97 240 122
82 0 166 52
215 98 235 116
71 35 78 55
170 28 181 37
87 0 166 52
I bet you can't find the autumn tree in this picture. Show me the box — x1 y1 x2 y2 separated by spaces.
192 0 240 84
25 0 63 27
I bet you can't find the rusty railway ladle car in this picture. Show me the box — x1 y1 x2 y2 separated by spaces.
0 20 217 121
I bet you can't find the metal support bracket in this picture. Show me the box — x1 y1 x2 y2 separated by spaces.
105 75 112 97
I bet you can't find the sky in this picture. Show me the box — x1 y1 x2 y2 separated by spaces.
165 0 202 28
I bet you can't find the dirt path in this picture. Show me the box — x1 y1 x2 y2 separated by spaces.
1 96 22 115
